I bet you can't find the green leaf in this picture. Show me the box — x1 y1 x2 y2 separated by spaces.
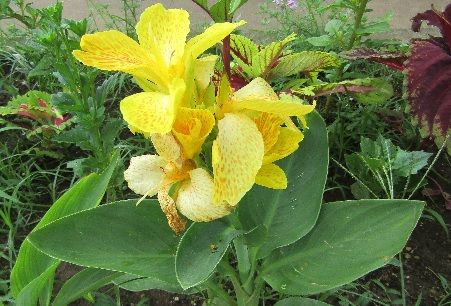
352 78 393 104
237 111 328 258
10 153 118 298
269 51 340 79
306 35 331 47
15 262 59 306
28 199 185 292
274 297 332 306
176 221 243 289
52 268 122 306
263 199 424 295
392 150 432 177
113 274 196 294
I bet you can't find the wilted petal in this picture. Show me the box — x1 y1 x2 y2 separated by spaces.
177 168 233 222
136 3 190 68
124 155 166 196
120 79 185 135
158 185 187 235
264 127 304 164
186 21 246 59
213 113 264 206
172 107 215 159
151 133 184 168
73 30 154 80
255 163 287 189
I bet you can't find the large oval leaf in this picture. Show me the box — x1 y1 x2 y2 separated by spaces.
176 221 244 289
28 199 184 292
11 153 118 299
237 111 328 258
263 199 424 295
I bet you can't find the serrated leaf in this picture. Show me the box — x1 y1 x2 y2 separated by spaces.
269 51 340 79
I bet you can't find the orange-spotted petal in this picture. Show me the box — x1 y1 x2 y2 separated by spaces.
254 112 283 154
136 3 190 68
233 77 278 101
172 107 215 159
124 154 166 196
176 168 233 222
151 133 184 168
73 30 156 80
264 127 304 164
212 113 264 206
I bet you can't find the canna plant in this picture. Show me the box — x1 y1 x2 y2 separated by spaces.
12 3 424 306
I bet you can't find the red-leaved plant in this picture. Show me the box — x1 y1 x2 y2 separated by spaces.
346 4 451 152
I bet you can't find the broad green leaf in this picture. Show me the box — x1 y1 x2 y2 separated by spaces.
306 35 331 47
254 34 296 78
210 0 248 22
10 153 118 298
237 111 328 258
52 268 122 306
352 78 393 104
15 262 59 306
263 199 424 295
269 52 340 79
230 34 259 76
113 274 196 294
274 297 332 306
176 221 243 289
28 199 184 292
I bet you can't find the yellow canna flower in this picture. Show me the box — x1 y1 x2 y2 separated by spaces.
73 3 244 135
124 110 230 234
212 77 315 205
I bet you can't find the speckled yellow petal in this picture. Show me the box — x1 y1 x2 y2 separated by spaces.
194 55 218 91
186 21 246 60
212 113 264 206
264 127 304 164
151 133 183 168
172 108 215 159
255 163 287 189
124 155 166 196
136 3 190 68
158 185 186 235
176 168 233 222
233 99 315 118
73 30 154 80
254 112 283 154
233 77 278 101
120 79 185 135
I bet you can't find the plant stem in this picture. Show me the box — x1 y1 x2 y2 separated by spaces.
223 35 232 80
206 279 236 305
399 253 407 306
347 0 369 50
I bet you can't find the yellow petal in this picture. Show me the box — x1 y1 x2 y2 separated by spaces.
254 112 283 154
233 77 278 101
194 55 218 91
185 21 246 60
172 108 215 159
151 133 183 168
233 99 315 118
120 79 185 135
124 155 166 196
158 185 186 235
176 168 233 222
213 113 264 206
136 3 190 68
255 163 287 189
264 127 304 164
73 30 154 79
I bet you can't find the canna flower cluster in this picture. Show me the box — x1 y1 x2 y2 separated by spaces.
73 3 314 234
